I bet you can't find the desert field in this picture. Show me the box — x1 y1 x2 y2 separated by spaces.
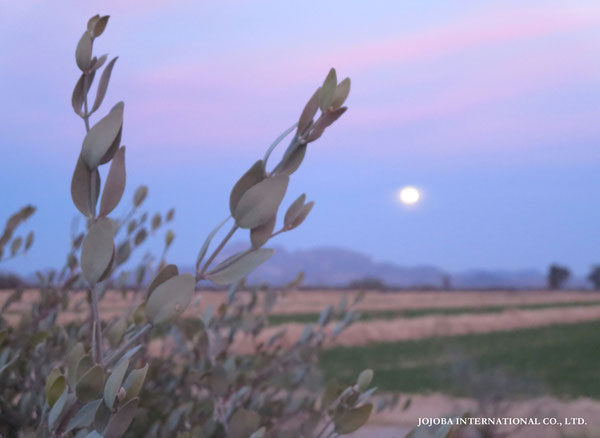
3 288 600 437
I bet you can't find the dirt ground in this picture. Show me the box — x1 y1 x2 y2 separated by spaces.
4 289 600 350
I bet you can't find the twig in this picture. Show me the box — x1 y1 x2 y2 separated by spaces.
199 224 238 276
105 323 152 367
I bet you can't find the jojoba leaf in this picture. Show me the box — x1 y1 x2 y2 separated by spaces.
81 102 124 169
81 218 115 284
206 248 273 285
319 68 337 111
99 146 126 217
75 31 93 71
234 175 289 229
230 160 265 216
104 358 129 409
146 274 195 324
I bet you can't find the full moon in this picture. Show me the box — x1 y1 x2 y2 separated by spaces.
397 186 421 205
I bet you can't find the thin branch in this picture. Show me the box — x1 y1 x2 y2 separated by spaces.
82 73 91 132
105 323 152 367
89 286 104 364
263 122 298 170
199 224 238 277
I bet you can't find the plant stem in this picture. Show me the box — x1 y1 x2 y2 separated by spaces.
199 224 238 276
82 73 91 132
263 122 298 170
89 285 103 364
315 419 333 438
105 323 152 367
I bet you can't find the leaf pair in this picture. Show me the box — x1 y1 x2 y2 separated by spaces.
145 265 195 324
297 68 350 140
284 193 314 230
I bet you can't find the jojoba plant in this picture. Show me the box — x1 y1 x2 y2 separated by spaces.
0 13 420 438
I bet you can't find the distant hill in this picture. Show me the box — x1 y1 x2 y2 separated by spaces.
200 242 588 289
12 243 590 290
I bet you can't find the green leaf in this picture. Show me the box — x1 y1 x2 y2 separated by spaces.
107 317 127 346
233 175 289 229
287 201 313 230
298 88 320 135
250 215 275 249
115 240 131 265
230 160 265 215
91 56 117 113
25 231 34 250
277 143 306 176
122 363 148 403
147 263 178 297
45 369 66 407
249 427 266 438
146 274 195 324
87 15 100 32
318 305 333 327
151 213 161 230
103 398 139 438
81 218 115 284
65 399 102 432
331 77 351 109
76 365 105 403
99 146 126 217
72 74 86 116
92 15 109 37
206 248 273 285
334 403 373 434
322 381 343 409
48 389 70 430
165 229 175 247
67 343 85 387
76 354 94 382
89 54 107 73
134 228 147 246
196 216 230 270
71 155 100 217
319 68 337 111
133 185 148 207
357 369 374 391
81 102 124 169
10 236 22 256
75 31 93 71
228 408 260 438
104 358 129 409
284 194 305 228
306 107 347 143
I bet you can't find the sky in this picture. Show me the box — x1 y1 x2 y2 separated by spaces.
1 0 600 276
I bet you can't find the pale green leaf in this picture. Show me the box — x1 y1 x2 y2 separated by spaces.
334 403 373 434
319 68 337 111
104 358 129 409
76 365 105 403
331 77 351 109
146 274 195 324
103 398 139 438
99 146 126 217
250 215 275 249
206 248 273 285
81 102 124 169
76 31 93 71
81 218 115 283
234 175 289 229
122 363 148 403
230 160 265 215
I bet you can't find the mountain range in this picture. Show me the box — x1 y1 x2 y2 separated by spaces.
196 242 591 289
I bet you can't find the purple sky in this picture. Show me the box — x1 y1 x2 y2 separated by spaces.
2 0 600 275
